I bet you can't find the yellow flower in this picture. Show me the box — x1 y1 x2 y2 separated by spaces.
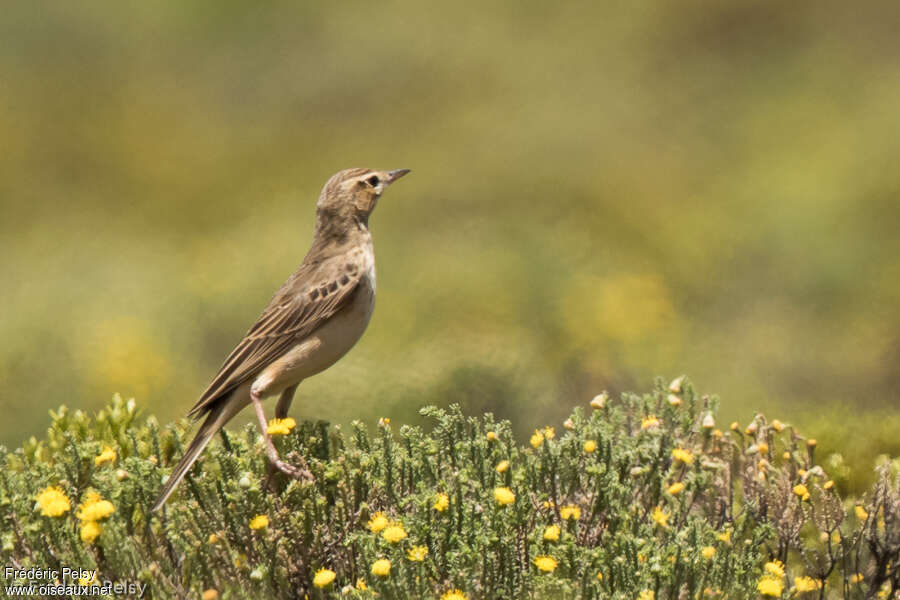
266 417 296 436
36 486 70 517
764 560 785 578
94 445 117 466
793 484 809 498
672 448 694 465
667 393 682 407
370 558 391 577
701 546 716 560
667 482 685 496
530 430 544 448
355 579 367 590
590 392 607 409
560 505 581 520
850 573 864 584
641 415 660 430
407 545 428 562
494 487 515 506
78 572 97 586
730 421 739 431
496 460 510 473
651 506 670 528
783 451 792 460
771 419 784 432
534 555 557 572
563 418 575 430
441 590 467 600
433 493 449 512
596 571 603 581
368 511 389 532
757 577 784 597
824 480 834 490
716 530 732 544
486 431 497 441
201 590 219 600
583 440 597 453
382 523 407 543
249 514 269 530
313 568 336 588
80 521 102 544
208 533 219 544
543 524 560 542
637 591 655 600
543 426 555 440
795 576 821 592
757 442 769 454
855 505 869 520
807 438 817 448
77 491 115 521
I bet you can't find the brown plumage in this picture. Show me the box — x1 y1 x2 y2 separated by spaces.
152 167 410 511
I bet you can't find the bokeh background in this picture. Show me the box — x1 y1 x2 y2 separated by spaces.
3 1 898 491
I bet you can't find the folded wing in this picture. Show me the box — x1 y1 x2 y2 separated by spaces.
187 255 363 419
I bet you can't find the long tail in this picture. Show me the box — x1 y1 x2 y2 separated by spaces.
151 399 237 512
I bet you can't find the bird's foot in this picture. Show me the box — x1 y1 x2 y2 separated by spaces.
268 453 313 482
250 388 313 486
265 451 313 492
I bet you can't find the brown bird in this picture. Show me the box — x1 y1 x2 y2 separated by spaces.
152 167 410 511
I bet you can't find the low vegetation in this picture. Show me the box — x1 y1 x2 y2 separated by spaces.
1 379 898 599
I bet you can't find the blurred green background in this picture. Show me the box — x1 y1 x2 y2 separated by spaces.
2 1 898 490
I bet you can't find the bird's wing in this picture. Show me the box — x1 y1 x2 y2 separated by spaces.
187 250 366 418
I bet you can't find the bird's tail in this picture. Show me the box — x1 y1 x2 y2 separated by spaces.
151 399 237 512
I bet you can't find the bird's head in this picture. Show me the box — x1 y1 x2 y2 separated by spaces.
316 167 410 231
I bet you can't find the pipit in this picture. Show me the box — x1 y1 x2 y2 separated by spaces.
151 167 410 511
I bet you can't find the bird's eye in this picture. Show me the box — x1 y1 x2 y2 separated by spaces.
365 175 380 187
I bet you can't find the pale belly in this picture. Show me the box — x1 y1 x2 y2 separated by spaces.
249 272 376 398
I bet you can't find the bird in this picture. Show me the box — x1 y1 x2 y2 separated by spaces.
151 167 410 511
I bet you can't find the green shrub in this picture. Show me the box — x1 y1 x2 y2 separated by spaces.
1 380 898 599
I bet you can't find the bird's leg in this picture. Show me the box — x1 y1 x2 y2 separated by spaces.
251 388 312 481
265 385 301 489
274 384 297 419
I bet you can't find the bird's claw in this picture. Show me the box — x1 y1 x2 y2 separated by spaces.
273 459 313 481
266 454 314 489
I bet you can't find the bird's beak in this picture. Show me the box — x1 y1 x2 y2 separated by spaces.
385 169 411 184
